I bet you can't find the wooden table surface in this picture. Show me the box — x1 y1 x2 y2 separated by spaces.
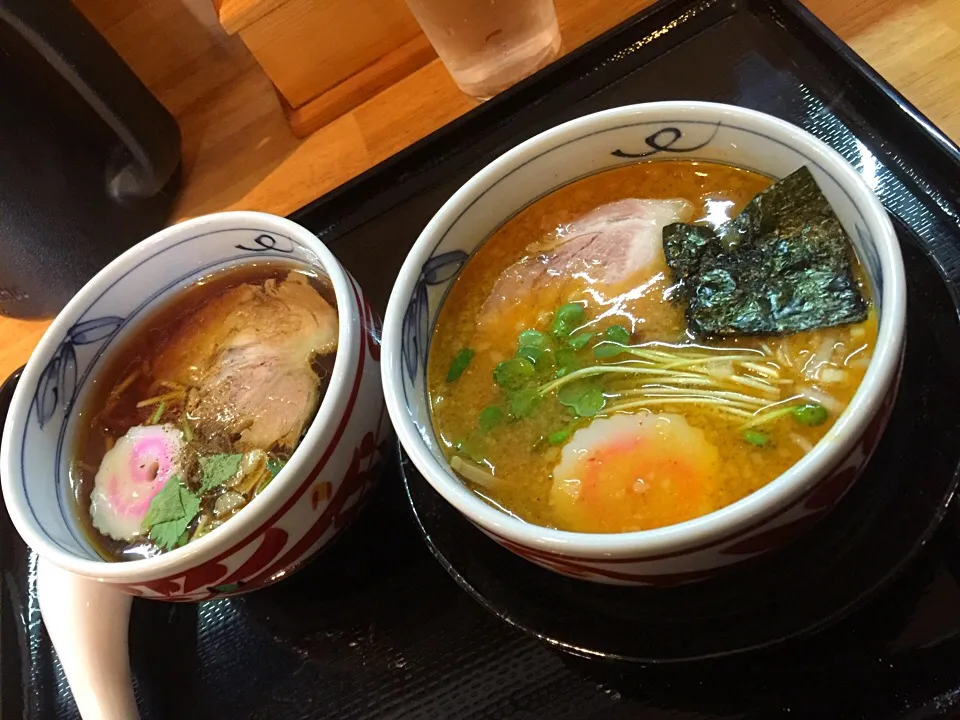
2 0 958 382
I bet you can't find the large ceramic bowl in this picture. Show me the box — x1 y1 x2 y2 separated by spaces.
1 211 388 601
382 102 906 586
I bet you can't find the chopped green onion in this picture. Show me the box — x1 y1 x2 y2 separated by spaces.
266 457 286 479
447 348 475 382
792 403 828 427
148 401 166 425
548 428 571 445
745 402 830 429
478 406 505 432
494 357 535 389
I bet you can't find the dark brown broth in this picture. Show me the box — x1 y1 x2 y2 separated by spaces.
72 261 336 561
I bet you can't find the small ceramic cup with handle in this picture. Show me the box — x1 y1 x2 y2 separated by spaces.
382 101 906 587
1 211 388 719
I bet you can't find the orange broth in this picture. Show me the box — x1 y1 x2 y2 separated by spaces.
426 160 877 533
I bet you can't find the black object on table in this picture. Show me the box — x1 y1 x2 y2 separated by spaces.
3 0 960 717
0 0 181 318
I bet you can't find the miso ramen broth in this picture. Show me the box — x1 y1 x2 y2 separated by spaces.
427 160 876 534
73 261 339 561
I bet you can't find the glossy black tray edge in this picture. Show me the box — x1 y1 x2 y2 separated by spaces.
3 0 960 717
290 0 960 240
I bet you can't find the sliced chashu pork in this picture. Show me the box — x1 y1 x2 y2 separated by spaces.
152 271 338 451
478 199 693 329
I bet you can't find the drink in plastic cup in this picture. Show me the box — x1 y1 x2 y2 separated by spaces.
406 0 561 99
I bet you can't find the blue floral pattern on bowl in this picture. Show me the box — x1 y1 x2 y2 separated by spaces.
15 226 326 559
402 251 468 382
34 317 123 429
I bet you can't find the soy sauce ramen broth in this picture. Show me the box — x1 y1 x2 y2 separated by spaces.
426 160 877 533
72 261 339 561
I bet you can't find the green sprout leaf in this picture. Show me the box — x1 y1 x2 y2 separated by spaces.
604 325 631 344
742 429 771 447
508 388 541 419
478 406 505 432
792 403 828 427
554 347 581 378
552 302 586 338
567 332 594 350
517 345 552 368
557 382 605 418
199 453 243 494
518 329 548 349
455 434 487 464
494 357 535 389
574 387 605 417
593 342 626 359
447 348 475 382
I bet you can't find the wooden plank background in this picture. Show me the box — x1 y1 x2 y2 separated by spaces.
1 0 957 379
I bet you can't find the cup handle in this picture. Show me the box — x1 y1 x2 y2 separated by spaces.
37 558 140 720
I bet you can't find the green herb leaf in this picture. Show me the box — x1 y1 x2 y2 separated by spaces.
557 382 605 418
478 406 505 432
605 325 631 344
142 475 192 526
198 453 243 494
494 357 535 389
554 347 581 378
792 403 828 427
552 302 586 338
447 348 475 382
548 428 571 445
593 342 626 359
509 388 541 419
567 332 594 350
141 476 201 551
518 329 548 349
742 429 771 447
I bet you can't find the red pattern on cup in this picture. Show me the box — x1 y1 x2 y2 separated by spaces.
245 429 384 587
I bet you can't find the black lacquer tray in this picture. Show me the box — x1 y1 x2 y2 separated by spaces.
5 0 960 717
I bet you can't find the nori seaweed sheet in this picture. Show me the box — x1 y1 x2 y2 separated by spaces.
662 166 868 337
